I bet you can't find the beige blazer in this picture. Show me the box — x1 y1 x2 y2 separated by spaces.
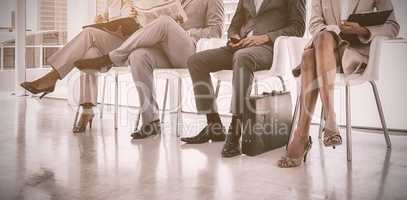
309 0 400 75
181 0 224 41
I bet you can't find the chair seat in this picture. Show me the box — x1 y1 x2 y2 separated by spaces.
153 68 190 79
108 66 131 75
212 70 282 82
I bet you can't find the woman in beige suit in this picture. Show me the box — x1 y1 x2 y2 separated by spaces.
278 0 399 168
20 0 137 133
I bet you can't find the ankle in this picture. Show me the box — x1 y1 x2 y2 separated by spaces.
207 113 222 125
81 104 95 115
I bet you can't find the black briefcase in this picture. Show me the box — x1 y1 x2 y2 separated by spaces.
242 91 292 156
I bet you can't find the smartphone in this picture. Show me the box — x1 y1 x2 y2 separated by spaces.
229 37 241 44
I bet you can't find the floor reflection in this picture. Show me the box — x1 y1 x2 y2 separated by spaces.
0 95 406 200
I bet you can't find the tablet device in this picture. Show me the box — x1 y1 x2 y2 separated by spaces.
347 10 393 26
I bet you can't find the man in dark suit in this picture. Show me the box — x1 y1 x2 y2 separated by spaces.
181 0 306 157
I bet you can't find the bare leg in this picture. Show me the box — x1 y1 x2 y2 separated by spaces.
314 31 339 133
287 48 319 158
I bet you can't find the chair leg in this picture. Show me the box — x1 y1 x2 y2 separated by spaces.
215 80 221 98
287 95 300 149
134 110 141 132
254 79 259 96
161 79 170 124
370 81 391 148
176 78 183 137
73 105 81 128
346 85 352 162
114 72 119 130
318 107 324 139
100 75 107 119
277 76 287 92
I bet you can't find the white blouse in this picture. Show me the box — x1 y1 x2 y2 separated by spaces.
340 0 351 21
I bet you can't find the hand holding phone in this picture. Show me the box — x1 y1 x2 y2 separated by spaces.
228 35 242 48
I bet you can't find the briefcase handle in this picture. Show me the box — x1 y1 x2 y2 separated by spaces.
261 76 288 96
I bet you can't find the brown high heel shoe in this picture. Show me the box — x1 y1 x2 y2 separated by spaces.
73 113 95 133
323 128 342 149
278 136 313 168
20 81 55 99
20 70 59 99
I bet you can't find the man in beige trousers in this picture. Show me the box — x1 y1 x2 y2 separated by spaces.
75 0 225 139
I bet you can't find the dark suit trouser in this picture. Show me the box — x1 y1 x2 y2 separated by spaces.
188 45 274 114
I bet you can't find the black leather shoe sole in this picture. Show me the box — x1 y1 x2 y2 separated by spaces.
180 137 210 144
221 148 241 158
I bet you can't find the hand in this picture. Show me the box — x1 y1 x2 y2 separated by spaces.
340 21 370 37
236 35 270 48
94 14 107 24
129 6 138 18
174 15 184 24
227 35 241 48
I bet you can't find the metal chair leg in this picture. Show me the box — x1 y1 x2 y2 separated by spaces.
287 95 300 149
134 110 141 132
100 75 107 119
277 76 287 92
370 81 391 148
346 85 352 162
176 78 182 137
114 72 119 130
318 107 324 139
161 79 170 124
254 79 259 95
215 80 221 98
73 105 81 128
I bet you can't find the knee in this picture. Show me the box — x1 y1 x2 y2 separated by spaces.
314 31 334 49
156 15 176 26
301 48 315 71
82 27 97 36
233 50 255 70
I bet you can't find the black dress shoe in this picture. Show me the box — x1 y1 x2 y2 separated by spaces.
181 123 226 144
221 127 241 158
131 120 161 140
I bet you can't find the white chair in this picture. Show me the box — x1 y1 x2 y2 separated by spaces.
286 36 407 162
97 67 189 136
95 39 228 135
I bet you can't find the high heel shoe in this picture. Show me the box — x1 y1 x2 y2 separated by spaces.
20 81 55 99
323 128 342 149
72 113 95 133
278 136 313 168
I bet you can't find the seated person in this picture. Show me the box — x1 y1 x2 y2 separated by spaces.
181 0 306 158
278 0 400 168
73 0 224 139
20 0 137 133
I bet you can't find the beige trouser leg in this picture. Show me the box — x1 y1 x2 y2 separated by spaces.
109 16 196 67
128 48 172 124
47 27 123 105
109 16 195 125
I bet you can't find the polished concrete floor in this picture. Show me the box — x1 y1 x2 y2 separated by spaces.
1 93 407 200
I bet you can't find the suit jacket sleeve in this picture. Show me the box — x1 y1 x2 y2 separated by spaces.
187 0 224 39
266 0 306 42
227 0 245 38
309 0 328 36
358 0 400 43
